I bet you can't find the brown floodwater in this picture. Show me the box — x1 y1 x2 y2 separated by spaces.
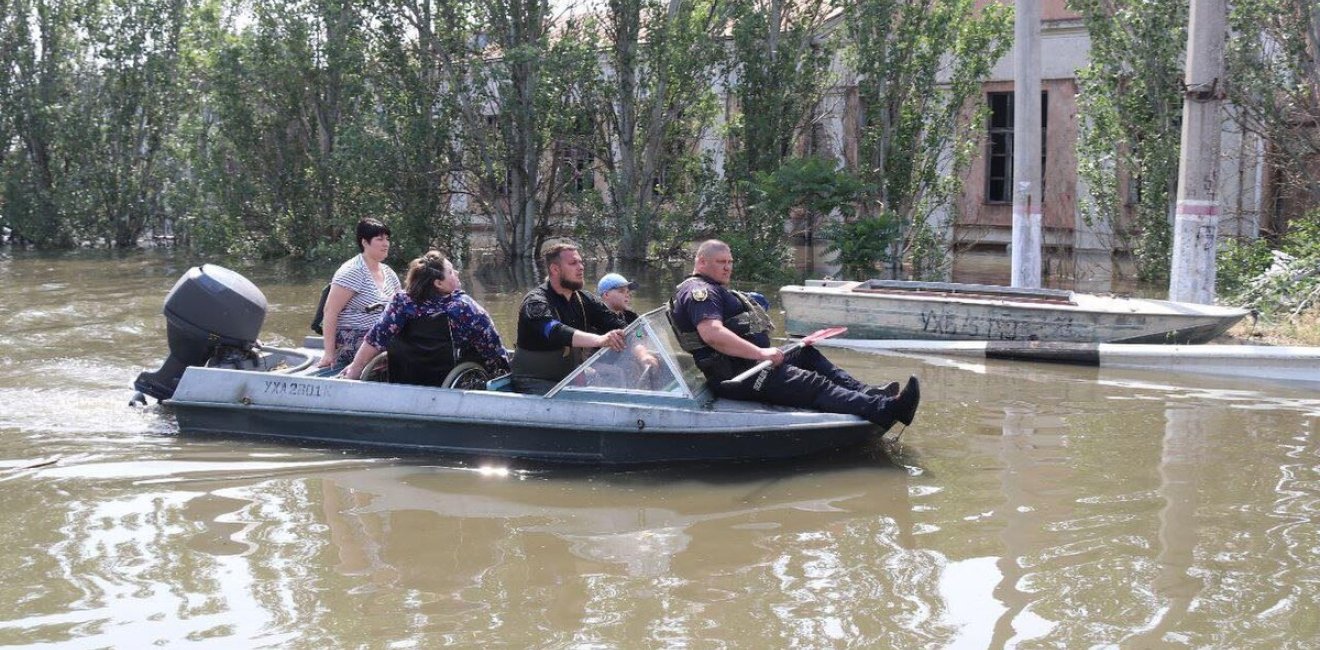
2 247 1318 648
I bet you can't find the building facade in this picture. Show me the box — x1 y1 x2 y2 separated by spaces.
805 0 1267 286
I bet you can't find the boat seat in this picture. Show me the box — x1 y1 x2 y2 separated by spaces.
485 373 513 392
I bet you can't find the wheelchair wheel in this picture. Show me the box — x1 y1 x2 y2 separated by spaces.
359 352 389 382
442 361 491 390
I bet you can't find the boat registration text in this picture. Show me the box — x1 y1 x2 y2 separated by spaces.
263 380 330 398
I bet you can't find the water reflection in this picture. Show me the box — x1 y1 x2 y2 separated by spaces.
4 449 950 646
895 353 1320 647
6 248 1320 646
1121 406 1205 646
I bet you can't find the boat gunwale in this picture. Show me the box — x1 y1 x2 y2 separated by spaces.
860 279 1075 303
168 365 871 434
781 284 1250 317
851 286 1077 306
166 397 875 435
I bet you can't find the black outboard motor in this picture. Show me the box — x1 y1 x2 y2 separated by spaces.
134 264 268 401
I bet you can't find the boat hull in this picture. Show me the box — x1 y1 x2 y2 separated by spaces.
168 366 879 465
781 281 1248 344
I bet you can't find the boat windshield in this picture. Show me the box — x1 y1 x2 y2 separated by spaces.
550 308 706 400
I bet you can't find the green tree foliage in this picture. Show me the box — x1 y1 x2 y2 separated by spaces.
1227 0 1320 229
726 0 831 181
179 0 472 260
1071 0 1187 283
1 0 1032 277
1219 211 1320 318
719 0 832 279
822 212 899 280
841 0 1011 280
582 0 729 261
717 155 868 281
2 0 80 247
366 0 473 260
2 0 190 248
193 0 372 258
1215 234 1273 298
1220 1 1320 321
448 0 599 262
85 0 192 248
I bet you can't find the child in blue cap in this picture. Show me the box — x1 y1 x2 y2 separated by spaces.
597 272 640 324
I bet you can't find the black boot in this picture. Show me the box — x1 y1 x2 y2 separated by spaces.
864 376 920 432
893 376 920 426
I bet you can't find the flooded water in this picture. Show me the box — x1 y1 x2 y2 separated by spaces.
2 247 1319 648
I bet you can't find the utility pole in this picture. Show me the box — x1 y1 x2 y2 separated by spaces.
1011 0 1042 288
1169 0 1226 304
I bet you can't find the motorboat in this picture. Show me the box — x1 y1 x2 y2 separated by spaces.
132 265 883 464
780 279 1249 344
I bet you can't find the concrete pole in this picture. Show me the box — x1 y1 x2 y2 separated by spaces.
1011 0 1042 288
1169 0 1226 304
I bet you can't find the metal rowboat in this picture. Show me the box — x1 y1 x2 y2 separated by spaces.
780 280 1248 344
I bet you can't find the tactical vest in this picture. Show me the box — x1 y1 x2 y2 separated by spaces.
387 311 458 387
511 290 592 383
667 276 774 356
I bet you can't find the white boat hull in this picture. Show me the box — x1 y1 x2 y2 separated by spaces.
781 280 1248 344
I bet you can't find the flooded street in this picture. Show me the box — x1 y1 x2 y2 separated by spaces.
2 248 1318 647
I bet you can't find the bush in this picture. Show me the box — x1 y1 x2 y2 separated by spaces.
1216 236 1273 297
821 213 899 280
1223 210 1320 319
722 156 871 282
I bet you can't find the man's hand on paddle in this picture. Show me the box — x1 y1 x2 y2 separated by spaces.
758 346 785 367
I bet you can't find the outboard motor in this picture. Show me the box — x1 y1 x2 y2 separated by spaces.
134 264 268 401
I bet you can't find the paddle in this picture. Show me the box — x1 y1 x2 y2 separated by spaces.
727 326 848 384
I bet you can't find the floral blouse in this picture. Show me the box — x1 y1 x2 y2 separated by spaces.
365 290 512 374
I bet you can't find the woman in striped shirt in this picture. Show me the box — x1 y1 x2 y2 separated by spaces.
317 218 403 369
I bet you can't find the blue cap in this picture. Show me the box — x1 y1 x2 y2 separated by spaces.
748 291 770 310
597 272 638 294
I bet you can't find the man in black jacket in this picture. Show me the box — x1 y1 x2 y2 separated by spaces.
512 242 628 394
669 240 920 432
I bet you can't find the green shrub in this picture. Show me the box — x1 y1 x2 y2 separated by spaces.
822 213 899 280
1216 236 1273 297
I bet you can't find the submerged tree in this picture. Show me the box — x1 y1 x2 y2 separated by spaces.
1228 0 1320 236
448 0 601 261
1071 0 1187 283
727 0 832 181
74 0 194 248
719 0 833 278
365 0 472 259
193 0 373 258
2 0 77 247
841 0 1011 280
582 0 729 261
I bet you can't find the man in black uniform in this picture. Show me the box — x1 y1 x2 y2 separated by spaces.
669 240 920 432
512 241 629 394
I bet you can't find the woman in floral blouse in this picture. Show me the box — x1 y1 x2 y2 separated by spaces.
342 251 510 386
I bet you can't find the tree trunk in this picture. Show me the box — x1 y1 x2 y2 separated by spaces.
614 0 641 258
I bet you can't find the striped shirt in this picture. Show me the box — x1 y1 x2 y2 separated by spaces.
331 254 402 331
